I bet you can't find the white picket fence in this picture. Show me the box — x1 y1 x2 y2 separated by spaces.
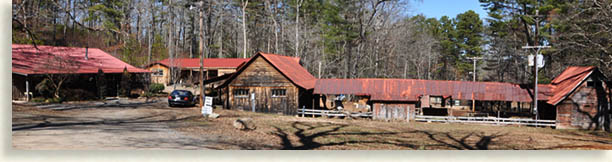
414 115 556 127
297 107 372 118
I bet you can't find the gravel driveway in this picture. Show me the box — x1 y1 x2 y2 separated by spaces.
12 98 218 150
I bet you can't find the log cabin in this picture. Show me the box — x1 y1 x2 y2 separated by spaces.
219 52 316 115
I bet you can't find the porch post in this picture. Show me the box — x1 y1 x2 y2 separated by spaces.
25 75 29 101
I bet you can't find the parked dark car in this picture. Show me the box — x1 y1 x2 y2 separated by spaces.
168 90 196 107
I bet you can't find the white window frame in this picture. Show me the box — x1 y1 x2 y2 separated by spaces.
271 89 287 98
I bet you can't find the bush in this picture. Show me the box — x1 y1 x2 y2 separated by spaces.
63 89 98 101
31 97 45 103
149 83 165 93
46 97 63 103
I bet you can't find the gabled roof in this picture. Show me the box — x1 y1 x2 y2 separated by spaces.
221 52 316 90
546 66 597 105
150 58 248 69
315 78 553 102
12 44 149 75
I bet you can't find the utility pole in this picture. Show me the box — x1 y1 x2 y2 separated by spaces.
189 1 206 109
522 6 550 122
468 56 483 112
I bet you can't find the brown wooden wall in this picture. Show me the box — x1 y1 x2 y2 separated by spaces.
227 57 300 115
556 75 610 130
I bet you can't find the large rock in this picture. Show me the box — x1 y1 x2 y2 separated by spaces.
233 118 256 130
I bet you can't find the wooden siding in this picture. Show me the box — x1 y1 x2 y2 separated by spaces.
147 64 169 85
228 57 299 115
372 103 416 121
556 75 610 130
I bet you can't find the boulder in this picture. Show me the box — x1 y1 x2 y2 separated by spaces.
233 118 256 130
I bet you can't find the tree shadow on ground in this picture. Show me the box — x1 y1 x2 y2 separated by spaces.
12 112 200 131
270 121 508 150
29 99 165 111
416 130 507 150
270 122 418 150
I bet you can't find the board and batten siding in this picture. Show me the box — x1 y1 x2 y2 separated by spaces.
372 103 416 121
228 57 299 115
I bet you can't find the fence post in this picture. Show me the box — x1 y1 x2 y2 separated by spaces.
312 106 315 118
302 106 305 118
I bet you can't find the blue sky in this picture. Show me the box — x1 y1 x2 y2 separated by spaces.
413 0 489 19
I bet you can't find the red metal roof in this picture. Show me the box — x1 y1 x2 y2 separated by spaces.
152 58 248 69
546 66 596 105
220 52 316 89
12 44 150 75
315 78 553 102
259 53 316 89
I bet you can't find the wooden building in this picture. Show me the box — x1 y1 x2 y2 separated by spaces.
546 66 611 130
12 44 150 101
146 58 248 86
219 52 316 115
313 68 611 131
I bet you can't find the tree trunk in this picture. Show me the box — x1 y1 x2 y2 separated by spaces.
241 0 249 58
295 0 302 57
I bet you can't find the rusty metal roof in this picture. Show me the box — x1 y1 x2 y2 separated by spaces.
315 78 553 102
547 66 596 105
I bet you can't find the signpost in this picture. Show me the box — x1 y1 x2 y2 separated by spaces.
201 96 213 116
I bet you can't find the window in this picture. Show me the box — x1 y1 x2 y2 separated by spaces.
587 81 600 87
207 69 218 78
171 90 192 96
430 96 442 105
234 89 249 97
271 89 287 97
454 100 461 106
152 69 163 76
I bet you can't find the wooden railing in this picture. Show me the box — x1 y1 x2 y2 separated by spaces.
414 115 556 127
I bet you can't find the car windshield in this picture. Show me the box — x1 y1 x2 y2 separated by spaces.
172 91 192 96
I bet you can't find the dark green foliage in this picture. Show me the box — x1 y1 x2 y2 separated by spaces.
35 78 54 99
97 69 106 99
63 89 98 101
120 67 131 97
149 83 165 93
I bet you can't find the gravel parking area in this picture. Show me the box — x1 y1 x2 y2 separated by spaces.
12 98 218 150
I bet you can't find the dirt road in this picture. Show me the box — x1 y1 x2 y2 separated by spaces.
12 98 219 150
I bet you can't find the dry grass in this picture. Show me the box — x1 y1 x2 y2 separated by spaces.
176 108 612 150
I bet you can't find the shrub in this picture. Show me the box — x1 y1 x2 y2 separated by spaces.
149 83 165 93
63 89 98 101
46 97 63 103
31 97 45 103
